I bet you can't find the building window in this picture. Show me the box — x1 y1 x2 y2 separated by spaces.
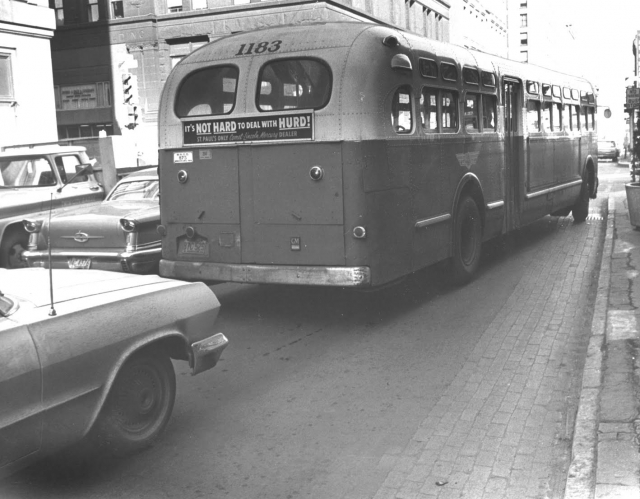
192 0 206 9
167 0 182 12
86 0 99 22
521 50 528 63
521 32 528 45
0 53 14 102
520 14 527 27
112 0 123 18
53 0 64 25
520 0 527 7
58 124 114 139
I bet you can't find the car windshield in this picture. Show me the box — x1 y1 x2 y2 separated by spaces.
0 157 56 188
108 179 159 201
599 141 615 147
0 291 16 317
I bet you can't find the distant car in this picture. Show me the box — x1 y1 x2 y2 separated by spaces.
597 140 619 161
0 144 105 269
0 267 228 478
23 168 160 274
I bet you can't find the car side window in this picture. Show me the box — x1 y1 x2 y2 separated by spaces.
0 157 56 187
55 155 88 184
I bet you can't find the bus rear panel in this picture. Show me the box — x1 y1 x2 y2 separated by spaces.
157 22 597 287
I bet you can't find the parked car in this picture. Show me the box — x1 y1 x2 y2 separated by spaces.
597 140 619 161
0 144 105 269
0 267 228 478
23 168 160 274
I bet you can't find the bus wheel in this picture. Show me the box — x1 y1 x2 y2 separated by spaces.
451 196 482 284
572 181 589 223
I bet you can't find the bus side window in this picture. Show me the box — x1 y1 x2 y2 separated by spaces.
527 100 540 132
391 86 413 133
553 103 562 131
482 95 497 132
581 106 589 130
563 105 572 131
573 105 580 130
441 90 458 132
464 93 480 132
542 102 552 132
420 88 438 132
589 107 595 131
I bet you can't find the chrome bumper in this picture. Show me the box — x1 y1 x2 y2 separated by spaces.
190 332 229 375
24 247 161 271
160 260 372 287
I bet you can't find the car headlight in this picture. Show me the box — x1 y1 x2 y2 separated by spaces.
23 219 43 233
120 219 137 232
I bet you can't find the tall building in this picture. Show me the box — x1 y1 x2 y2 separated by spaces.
49 0 452 165
506 0 577 75
0 0 58 147
449 0 508 58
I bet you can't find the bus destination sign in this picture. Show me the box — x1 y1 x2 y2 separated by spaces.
183 112 314 145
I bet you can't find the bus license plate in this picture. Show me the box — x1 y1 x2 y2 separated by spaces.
180 238 209 256
68 257 91 269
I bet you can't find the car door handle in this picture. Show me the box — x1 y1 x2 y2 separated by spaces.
90 186 101 191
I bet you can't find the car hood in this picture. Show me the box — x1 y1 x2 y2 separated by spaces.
0 268 181 308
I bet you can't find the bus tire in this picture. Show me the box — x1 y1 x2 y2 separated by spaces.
572 181 589 224
451 196 482 284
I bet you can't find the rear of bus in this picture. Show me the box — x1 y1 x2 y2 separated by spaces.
157 23 397 287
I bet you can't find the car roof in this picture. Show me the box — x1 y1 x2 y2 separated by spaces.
119 167 158 181
0 145 87 158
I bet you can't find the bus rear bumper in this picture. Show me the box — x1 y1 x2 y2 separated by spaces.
160 260 371 287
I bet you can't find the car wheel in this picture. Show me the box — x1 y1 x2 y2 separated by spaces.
94 350 176 456
450 195 482 284
572 179 590 224
0 229 29 269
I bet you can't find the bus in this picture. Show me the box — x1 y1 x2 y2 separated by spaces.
156 21 598 288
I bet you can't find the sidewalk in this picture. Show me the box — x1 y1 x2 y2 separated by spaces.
566 167 640 499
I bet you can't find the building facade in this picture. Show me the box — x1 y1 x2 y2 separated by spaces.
50 0 451 165
449 0 507 58
0 0 57 148
506 0 577 75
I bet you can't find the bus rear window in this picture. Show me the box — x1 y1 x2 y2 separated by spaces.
257 59 331 112
175 66 239 117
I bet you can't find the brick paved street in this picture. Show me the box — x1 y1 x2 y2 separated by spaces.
374 203 608 499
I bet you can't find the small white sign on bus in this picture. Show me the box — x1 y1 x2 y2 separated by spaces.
174 151 193 163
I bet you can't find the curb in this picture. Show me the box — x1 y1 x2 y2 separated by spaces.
564 195 614 499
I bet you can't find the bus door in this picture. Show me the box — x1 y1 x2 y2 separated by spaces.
503 78 523 231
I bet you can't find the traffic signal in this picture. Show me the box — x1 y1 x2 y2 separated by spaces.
122 73 139 129
125 104 139 130
122 73 138 105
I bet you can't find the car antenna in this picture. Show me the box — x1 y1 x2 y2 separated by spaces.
46 161 94 317
48 192 56 316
